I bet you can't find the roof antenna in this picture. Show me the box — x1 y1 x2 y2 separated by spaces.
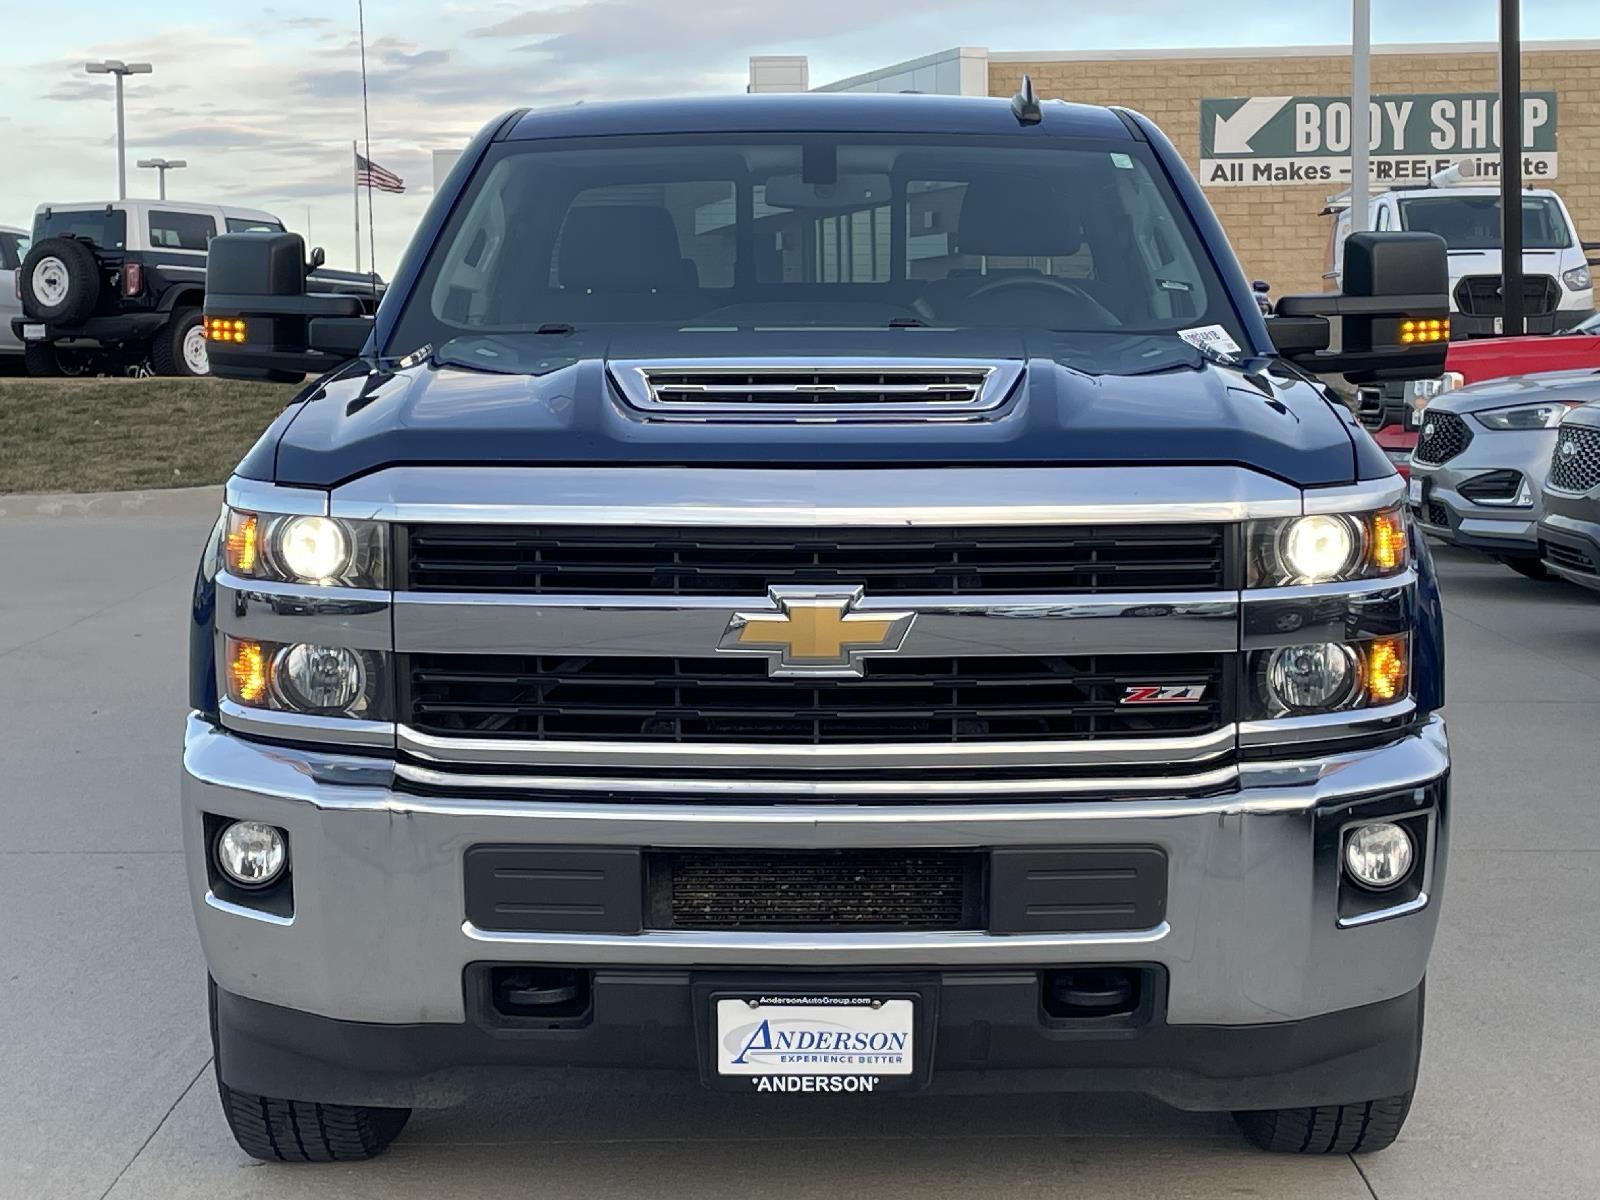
1011 74 1042 126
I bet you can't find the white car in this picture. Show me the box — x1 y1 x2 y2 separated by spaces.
1326 175 1594 338
0 224 30 360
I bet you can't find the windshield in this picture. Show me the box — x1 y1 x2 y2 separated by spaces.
1576 312 1600 335
389 134 1242 364
1398 194 1572 251
32 209 128 250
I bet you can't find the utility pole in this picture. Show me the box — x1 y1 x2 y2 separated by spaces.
136 157 186 200
84 60 153 200
1350 0 1371 233
1499 0 1525 336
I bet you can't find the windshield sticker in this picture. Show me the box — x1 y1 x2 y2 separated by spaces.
1178 324 1243 358
1110 153 1134 170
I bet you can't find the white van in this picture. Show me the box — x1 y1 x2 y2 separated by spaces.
1325 174 1594 338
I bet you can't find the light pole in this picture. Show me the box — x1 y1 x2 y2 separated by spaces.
136 157 187 200
84 60 153 200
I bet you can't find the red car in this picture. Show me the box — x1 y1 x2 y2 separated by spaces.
1358 312 1600 474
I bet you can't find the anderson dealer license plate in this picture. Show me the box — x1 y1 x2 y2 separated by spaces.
715 996 914 1089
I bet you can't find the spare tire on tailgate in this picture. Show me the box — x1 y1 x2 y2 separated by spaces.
20 237 101 324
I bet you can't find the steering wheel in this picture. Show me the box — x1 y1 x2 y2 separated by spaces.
962 275 1123 326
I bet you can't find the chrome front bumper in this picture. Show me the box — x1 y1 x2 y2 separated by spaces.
182 713 1450 1030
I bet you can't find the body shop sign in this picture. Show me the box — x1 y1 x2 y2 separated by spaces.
1199 93 1557 187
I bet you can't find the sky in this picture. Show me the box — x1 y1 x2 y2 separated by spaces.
3 0 1596 275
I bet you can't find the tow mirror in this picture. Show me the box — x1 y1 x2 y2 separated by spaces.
1270 232 1449 383
204 231 373 382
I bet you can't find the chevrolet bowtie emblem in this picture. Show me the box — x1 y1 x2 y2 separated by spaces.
719 587 915 677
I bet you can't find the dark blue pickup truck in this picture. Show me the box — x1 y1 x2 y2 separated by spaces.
185 88 1453 1163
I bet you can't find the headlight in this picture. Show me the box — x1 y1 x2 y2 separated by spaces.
1248 509 1408 587
1251 636 1409 717
1473 402 1580 431
224 637 388 719
1280 516 1356 583
1563 265 1592 292
1266 643 1358 712
223 508 386 587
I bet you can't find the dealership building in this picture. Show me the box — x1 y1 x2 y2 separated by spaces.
750 41 1600 298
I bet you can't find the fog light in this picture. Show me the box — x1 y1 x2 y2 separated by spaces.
1344 822 1415 891
273 644 364 714
215 820 287 888
1266 642 1357 712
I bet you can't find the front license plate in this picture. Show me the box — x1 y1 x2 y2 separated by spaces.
715 996 914 1081
1408 476 1425 507
22 323 45 341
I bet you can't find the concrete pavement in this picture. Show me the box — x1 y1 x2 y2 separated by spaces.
1 488 1596 1199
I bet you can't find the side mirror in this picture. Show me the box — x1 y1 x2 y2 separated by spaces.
204 232 372 382
1270 232 1450 383
307 245 327 274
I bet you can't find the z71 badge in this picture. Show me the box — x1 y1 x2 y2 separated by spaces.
1121 684 1209 705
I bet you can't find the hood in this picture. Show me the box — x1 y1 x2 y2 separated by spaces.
1438 368 1600 414
265 331 1358 489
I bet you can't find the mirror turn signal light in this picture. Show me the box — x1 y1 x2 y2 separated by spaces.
1364 637 1408 705
226 637 271 705
1399 318 1448 345
204 316 247 344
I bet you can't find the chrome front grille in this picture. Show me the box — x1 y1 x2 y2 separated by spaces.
400 651 1228 745
1548 424 1600 493
401 523 1231 596
609 358 1020 421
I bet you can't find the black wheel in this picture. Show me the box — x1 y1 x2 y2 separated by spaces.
208 979 410 1162
22 342 97 377
150 308 208 377
1233 1091 1415 1154
1498 556 1554 581
19 237 101 323
216 1080 411 1163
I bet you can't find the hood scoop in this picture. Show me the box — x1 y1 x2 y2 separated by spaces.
608 358 1022 423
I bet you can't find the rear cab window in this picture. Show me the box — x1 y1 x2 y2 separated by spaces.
150 210 218 251
32 210 128 250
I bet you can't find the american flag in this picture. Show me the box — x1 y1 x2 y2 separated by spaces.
355 151 404 194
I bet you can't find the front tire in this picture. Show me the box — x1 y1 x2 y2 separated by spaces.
1233 1091 1414 1154
151 309 208 377
215 1080 411 1163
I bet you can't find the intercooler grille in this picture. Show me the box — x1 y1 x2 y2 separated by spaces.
402 524 1231 596
1413 410 1474 465
401 652 1226 744
1548 425 1600 493
650 849 978 930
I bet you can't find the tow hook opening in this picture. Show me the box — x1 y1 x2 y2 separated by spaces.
1042 967 1144 1020
489 966 592 1022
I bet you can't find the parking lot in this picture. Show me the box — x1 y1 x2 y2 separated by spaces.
1 487 1597 1200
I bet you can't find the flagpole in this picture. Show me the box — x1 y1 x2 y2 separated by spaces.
352 140 361 275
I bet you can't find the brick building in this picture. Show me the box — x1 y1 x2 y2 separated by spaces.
750 41 1600 299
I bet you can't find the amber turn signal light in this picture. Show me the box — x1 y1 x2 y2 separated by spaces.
225 511 259 574
226 637 271 705
204 316 247 344
1399 318 1448 345
1368 510 1407 573
1364 638 1408 705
